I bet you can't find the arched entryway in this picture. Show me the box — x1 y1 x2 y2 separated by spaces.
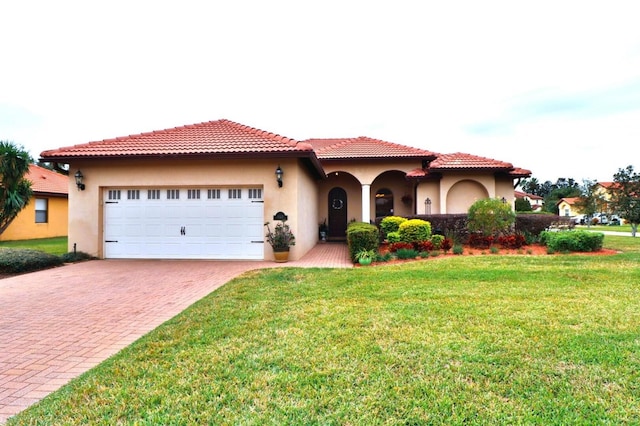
446 180 488 213
328 187 347 240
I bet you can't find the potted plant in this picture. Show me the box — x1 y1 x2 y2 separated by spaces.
319 218 328 242
265 220 296 262
355 248 376 266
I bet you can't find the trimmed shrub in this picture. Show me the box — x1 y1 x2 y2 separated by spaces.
496 234 526 249
467 198 516 237
399 219 432 243
430 234 444 249
0 248 64 274
441 238 453 253
452 244 464 255
541 230 604 252
415 240 434 252
515 214 570 237
389 242 414 252
347 222 379 262
468 234 494 249
379 216 407 236
386 231 401 244
60 251 94 263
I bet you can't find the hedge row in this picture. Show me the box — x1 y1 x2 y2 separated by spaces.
377 213 572 242
540 230 604 252
0 248 94 274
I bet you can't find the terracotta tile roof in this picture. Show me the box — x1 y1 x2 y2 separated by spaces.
509 167 533 178
305 137 438 159
26 164 68 196
515 190 543 200
598 181 621 190
429 152 514 170
557 197 580 206
40 119 313 160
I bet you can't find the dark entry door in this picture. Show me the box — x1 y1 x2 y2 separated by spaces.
328 187 347 240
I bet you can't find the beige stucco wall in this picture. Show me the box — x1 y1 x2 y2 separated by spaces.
293 159 321 259
67 157 317 260
415 180 441 215
415 173 516 215
0 195 68 241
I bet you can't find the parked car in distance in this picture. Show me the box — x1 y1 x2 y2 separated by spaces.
572 215 586 225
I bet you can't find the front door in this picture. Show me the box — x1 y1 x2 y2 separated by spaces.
328 187 347 240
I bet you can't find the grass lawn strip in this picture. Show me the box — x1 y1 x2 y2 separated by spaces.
8 238 640 424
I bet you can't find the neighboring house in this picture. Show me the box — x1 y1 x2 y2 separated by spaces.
40 119 531 261
594 182 620 214
515 190 544 211
0 164 68 241
557 197 581 218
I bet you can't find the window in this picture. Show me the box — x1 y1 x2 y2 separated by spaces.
375 188 394 217
248 188 262 199
108 190 121 200
228 189 242 199
35 198 48 223
148 189 161 200
127 190 140 200
187 189 201 200
167 189 180 200
208 189 221 199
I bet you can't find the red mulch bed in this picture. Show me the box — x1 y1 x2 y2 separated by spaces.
357 244 619 267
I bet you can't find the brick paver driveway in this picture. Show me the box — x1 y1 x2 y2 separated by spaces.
0 244 350 423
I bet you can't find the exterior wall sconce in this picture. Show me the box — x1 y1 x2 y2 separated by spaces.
424 197 432 214
275 165 283 188
74 170 86 191
501 196 507 204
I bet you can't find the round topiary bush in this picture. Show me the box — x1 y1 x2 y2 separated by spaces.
379 216 407 236
398 219 432 243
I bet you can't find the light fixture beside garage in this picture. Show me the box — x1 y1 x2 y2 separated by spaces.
275 165 284 188
74 170 85 191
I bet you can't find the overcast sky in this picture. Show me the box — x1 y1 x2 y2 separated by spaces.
2 1 639 184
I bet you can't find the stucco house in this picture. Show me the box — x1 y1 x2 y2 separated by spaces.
557 197 582 219
514 190 544 211
40 119 530 261
0 164 68 241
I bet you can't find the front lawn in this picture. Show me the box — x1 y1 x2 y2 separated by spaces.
9 238 640 424
0 236 68 255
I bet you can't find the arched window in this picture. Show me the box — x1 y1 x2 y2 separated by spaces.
375 188 394 218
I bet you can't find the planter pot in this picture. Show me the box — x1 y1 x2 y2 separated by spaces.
358 257 372 266
273 249 290 263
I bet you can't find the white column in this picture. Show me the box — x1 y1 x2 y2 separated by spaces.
362 184 371 223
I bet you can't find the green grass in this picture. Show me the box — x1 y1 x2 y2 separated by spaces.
9 237 640 425
0 236 68 256
577 224 634 233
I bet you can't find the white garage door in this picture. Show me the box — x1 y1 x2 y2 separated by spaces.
103 187 264 259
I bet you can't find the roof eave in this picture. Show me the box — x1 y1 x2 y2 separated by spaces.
40 150 327 180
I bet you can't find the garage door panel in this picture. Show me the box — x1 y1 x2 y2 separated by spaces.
104 187 264 260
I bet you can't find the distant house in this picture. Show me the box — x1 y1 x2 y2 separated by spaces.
0 164 69 241
594 182 620 214
515 190 544 211
556 197 581 219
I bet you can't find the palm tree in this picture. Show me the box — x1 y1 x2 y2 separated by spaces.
0 141 33 235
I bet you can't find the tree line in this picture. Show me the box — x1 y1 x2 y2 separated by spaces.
518 167 640 236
